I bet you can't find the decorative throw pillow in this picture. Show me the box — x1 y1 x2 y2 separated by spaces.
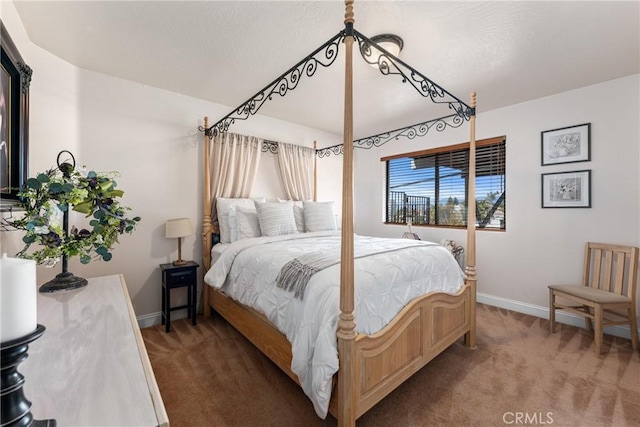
236 206 261 240
216 197 265 243
303 201 337 232
254 201 298 237
277 198 305 232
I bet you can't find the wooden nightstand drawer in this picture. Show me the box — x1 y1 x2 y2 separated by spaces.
166 269 195 287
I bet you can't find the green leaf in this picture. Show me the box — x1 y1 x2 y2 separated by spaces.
87 171 97 179
102 253 112 262
73 202 93 215
99 181 114 192
26 178 42 190
48 183 64 194
25 222 35 231
133 216 141 222
80 255 91 264
96 246 108 255
61 183 75 193
106 189 124 198
94 210 105 219
36 173 50 183
23 234 36 244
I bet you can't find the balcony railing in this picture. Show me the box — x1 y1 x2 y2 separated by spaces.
387 191 431 225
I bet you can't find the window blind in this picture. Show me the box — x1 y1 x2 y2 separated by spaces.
384 137 506 229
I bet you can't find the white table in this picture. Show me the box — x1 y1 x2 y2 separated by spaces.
23 274 169 427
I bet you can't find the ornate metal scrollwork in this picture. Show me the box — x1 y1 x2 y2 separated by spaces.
316 144 345 158
201 31 345 139
314 114 466 157
354 30 474 120
198 26 476 150
354 113 466 149
262 140 278 154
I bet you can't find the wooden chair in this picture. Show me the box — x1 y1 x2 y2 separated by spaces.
549 242 639 354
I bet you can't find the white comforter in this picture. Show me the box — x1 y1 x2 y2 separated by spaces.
204 231 465 418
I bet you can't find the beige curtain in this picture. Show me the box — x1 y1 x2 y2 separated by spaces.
276 141 314 201
210 132 262 222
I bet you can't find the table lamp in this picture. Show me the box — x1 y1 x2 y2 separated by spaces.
165 218 193 266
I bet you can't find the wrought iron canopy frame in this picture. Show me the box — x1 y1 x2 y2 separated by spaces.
199 31 344 139
316 113 465 158
199 25 475 157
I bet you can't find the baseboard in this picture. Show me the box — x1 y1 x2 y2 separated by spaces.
137 293 637 338
477 292 638 340
137 310 191 329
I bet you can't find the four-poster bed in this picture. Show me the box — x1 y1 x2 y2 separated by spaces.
198 1 477 425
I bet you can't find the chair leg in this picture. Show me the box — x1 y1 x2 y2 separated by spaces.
548 289 556 333
584 305 594 332
629 305 639 352
594 306 604 354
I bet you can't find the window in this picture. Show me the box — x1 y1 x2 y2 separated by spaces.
383 136 505 230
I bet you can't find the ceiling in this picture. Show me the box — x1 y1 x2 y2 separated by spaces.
12 1 640 139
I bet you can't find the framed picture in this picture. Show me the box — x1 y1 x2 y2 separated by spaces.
541 170 591 208
1 19 32 210
541 123 590 166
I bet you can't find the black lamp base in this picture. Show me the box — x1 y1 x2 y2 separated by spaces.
1 325 57 427
39 271 88 294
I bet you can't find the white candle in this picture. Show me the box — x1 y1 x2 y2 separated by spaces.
0 253 38 342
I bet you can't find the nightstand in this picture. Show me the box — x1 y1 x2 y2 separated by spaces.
160 261 198 332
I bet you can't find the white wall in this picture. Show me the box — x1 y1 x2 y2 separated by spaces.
0 1 342 321
354 75 640 318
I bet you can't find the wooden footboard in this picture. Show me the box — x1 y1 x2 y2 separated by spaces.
207 282 471 421
345 283 470 419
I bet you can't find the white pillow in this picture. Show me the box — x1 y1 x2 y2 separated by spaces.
303 201 337 232
277 198 305 232
254 201 298 237
228 206 238 242
236 207 261 240
216 197 264 243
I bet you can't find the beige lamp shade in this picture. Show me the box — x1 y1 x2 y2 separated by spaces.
165 218 193 239
166 218 193 265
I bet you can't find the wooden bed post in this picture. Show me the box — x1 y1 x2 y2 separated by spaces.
337 1 356 426
202 116 213 317
465 93 477 349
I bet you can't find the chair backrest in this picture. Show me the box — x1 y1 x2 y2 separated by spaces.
582 242 639 300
